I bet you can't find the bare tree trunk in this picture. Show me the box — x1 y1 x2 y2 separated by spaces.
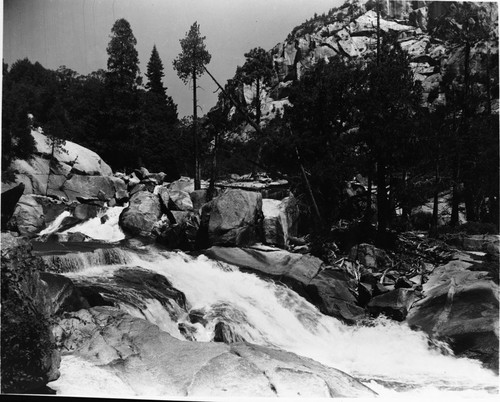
193 69 200 190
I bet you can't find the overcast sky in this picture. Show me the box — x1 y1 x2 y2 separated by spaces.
3 0 344 117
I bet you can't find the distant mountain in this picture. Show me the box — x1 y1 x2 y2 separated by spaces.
215 0 498 133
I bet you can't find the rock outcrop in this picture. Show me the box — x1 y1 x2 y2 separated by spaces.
53 306 375 397
4 130 117 201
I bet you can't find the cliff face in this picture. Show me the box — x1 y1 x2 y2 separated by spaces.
224 0 498 128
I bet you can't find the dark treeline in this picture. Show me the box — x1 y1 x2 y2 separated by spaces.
2 19 190 179
2 5 499 241
205 3 499 242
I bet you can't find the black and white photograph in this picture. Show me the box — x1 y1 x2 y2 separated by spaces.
1 0 499 400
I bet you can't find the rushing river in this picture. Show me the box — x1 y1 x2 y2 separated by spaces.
38 207 498 398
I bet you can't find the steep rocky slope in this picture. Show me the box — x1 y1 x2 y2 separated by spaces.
223 0 498 130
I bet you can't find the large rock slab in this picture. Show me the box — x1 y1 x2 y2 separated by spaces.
119 191 161 237
307 269 365 324
368 288 417 321
205 246 323 285
31 130 112 176
52 307 374 398
62 175 126 202
406 259 499 371
201 189 263 246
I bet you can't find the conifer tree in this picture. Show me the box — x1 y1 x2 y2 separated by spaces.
104 18 142 170
146 45 166 99
173 22 211 190
106 18 141 91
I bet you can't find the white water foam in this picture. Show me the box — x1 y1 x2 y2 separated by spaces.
57 247 498 396
63 206 126 242
39 210 73 236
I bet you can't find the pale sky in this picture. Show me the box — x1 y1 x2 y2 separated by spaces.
3 0 344 117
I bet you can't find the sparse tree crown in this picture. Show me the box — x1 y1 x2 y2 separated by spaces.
173 22 211 84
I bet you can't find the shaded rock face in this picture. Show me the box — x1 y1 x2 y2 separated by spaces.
7 194 45 236
7 194 70 237
307 269 365 324
1 233 61 393
201 189 263 246
39 272 91 315
1 183 25 230
53 307 375 398
367 288 417 321
119 191 161 237
406 257 499 372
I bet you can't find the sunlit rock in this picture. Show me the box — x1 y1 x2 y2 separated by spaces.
119 191 161 237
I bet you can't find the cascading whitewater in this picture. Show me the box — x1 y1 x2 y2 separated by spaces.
62 206 126 242
38 207 126 242
45 246 499 396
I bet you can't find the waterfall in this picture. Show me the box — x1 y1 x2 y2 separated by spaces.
62 206 126 242
39 210 73 236
38 207 126 242
46 246 498 396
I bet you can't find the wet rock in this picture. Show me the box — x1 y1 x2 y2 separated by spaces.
368 288 417 321
73 204 100 221
201 189 263 246
119 191 161 237
213 321 246 343
407 259 499 371
307 269 365 324
205 246 323 285
54 307 375 398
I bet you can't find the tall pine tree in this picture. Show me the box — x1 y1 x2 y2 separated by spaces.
141 45 179 175
173 22 211 190
103 18 142 170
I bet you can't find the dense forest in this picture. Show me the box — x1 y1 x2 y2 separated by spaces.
2 1 499 245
